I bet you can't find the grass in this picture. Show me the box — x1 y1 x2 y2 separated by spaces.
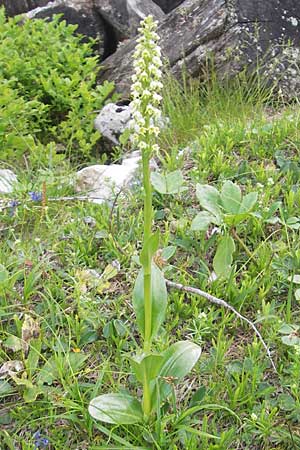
1 73 300 449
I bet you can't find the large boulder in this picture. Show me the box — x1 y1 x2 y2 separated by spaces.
0 0 48 16
94 0 165 39
25 1 106 56
153 0 184 13
97 0 300 99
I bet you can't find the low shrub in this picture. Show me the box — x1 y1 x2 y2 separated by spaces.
0 7 114 164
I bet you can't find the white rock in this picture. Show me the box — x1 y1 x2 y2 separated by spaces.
75 151 141 204
0 170 18 194
94 103 132 146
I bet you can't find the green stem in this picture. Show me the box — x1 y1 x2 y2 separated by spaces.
142 149 153 354
142 372 151 420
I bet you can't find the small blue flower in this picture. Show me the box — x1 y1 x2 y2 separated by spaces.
8 199 19 216
33 431 49 449
29 191 42 202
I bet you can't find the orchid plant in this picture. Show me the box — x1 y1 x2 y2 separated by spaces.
89 16 201 426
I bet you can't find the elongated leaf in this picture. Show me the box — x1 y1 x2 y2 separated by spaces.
161 246 176 261
213 235 235 278
239 192 258 214
159 341 201 378
196 184 222 221
133 263 167 340
151 341 201 409
191 211 219 231
89 393 143 424
140 230 160 267
220 181 241 214
131 354 164 383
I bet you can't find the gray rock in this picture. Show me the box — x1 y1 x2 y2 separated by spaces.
94 0 165 39
94 102 133 146
75 151 141 204
126 0 165 35
0 170 18 194
25 0 105 56
1 0 48 16
152 0 184 13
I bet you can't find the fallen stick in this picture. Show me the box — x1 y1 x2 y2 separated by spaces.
166 279 277 372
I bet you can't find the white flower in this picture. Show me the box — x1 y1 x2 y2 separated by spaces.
130 15 163 154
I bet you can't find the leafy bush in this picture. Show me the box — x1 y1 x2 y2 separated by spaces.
0 7 114 163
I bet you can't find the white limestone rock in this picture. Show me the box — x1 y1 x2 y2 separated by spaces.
75 151 141 204
0 170 18 194
94 103 132 146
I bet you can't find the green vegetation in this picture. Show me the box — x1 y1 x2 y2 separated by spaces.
1 9 300 450
0 8 114 165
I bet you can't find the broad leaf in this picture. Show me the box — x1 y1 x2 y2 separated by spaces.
239 192 258 214
89 393 143 424
151 341 201 408
131 354 164 383
151 170 185 195
220 181 241 214
133 263 167 340
213 235 235 278
196 184 222 221
159 341 202 379
191 211 219 231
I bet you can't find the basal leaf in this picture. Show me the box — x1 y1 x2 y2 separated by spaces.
161 246 176 261
196 184 222 221
165 170 185 194
213 235 235 278
89 393 143 424
151 172 166 194
239 192 258 214
131 353 164 383
151 170 185 195
133 263 167 340
151 341 201 408
191 211 219 231
159 341 202 379
220 181 241 214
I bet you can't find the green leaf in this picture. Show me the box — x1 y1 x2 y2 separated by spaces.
159 341 201 378
3 335 23 353
161 246 176 261
278 324 299 334
131 354 164 383
151 341 201 407
281 334 300 346
239 192 258 214
151 172 166 194
220 181 241 214
151 170 185 194
0 380 14 398
196 184 222 221
23 385 45 403
133 263 167 340
213 235 235 278
140 230 160 266
286 217 300 230
191 211 219 231
89 393 143 424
